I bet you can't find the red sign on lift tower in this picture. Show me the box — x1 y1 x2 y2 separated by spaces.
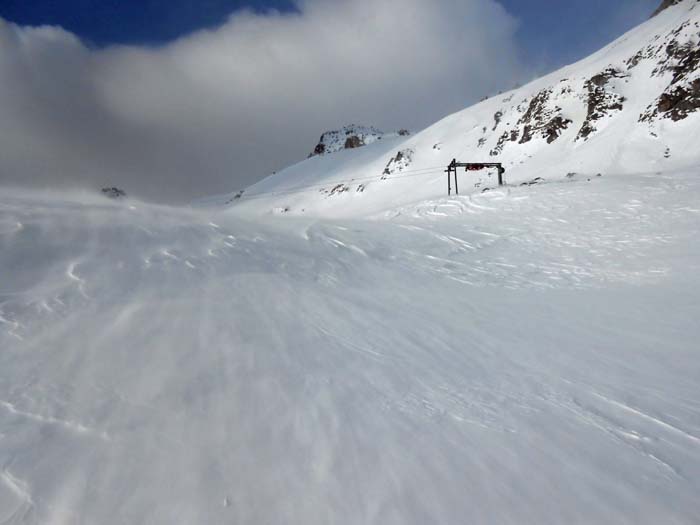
445 159 506 195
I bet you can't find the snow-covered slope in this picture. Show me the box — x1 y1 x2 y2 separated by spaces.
226 0 700 218
2 171 700 524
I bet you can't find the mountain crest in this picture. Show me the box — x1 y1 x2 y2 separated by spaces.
653 0 693 17
309 125 410 157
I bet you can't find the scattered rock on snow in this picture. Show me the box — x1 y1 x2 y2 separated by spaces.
101 187 127 199
520 177 545 186
318 184 351 197
225 190 245 204
382 149 414 179
639 22 700 122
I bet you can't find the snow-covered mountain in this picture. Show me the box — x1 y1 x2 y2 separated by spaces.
224 0 700 217
2 2 700 524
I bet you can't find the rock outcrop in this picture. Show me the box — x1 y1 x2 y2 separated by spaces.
101 187 127 199
309 125 410 157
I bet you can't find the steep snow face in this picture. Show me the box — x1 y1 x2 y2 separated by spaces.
226 0 700 218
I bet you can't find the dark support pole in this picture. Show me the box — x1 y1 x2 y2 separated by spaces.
498 166 505 186
448 159 456 196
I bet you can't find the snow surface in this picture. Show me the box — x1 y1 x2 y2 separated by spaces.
1 169 700 523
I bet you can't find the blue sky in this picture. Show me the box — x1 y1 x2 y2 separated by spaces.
0 0 297 45
0 0 659 70
499 0 659 70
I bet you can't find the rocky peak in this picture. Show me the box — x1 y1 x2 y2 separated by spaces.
309 125 410 157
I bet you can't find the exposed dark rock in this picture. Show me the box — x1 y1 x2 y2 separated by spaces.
543 117 573 143
320 184 351 197
308 125 384 157
657 79 700 120
626 45 656 70
671 46 700 83
516 90 572 145
488 127 521 156
382 149 414 179
308 125 410 157
518 91 549 143
330 184 350 196
577 68 626 140
520 177 545 186
639 23 696 79
344 135 363 149
493 111 503 131
640 33 700 122
101 187 127 199
225 190 245 204
490 131 511 157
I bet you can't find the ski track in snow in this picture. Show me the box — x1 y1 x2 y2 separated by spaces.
0 172 699 523
0 468 34 525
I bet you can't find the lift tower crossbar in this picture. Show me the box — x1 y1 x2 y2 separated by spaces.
446 159 506 195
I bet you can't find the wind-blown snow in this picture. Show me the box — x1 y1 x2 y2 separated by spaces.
1 169 699 523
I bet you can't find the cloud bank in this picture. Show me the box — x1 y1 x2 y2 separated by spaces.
0 0 524 202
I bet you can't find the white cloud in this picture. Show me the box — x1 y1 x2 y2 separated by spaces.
0 0 524 202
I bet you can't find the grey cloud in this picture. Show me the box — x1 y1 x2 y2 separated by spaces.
0 0 525 203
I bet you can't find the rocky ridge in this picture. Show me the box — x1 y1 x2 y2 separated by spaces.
309 125 410 157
